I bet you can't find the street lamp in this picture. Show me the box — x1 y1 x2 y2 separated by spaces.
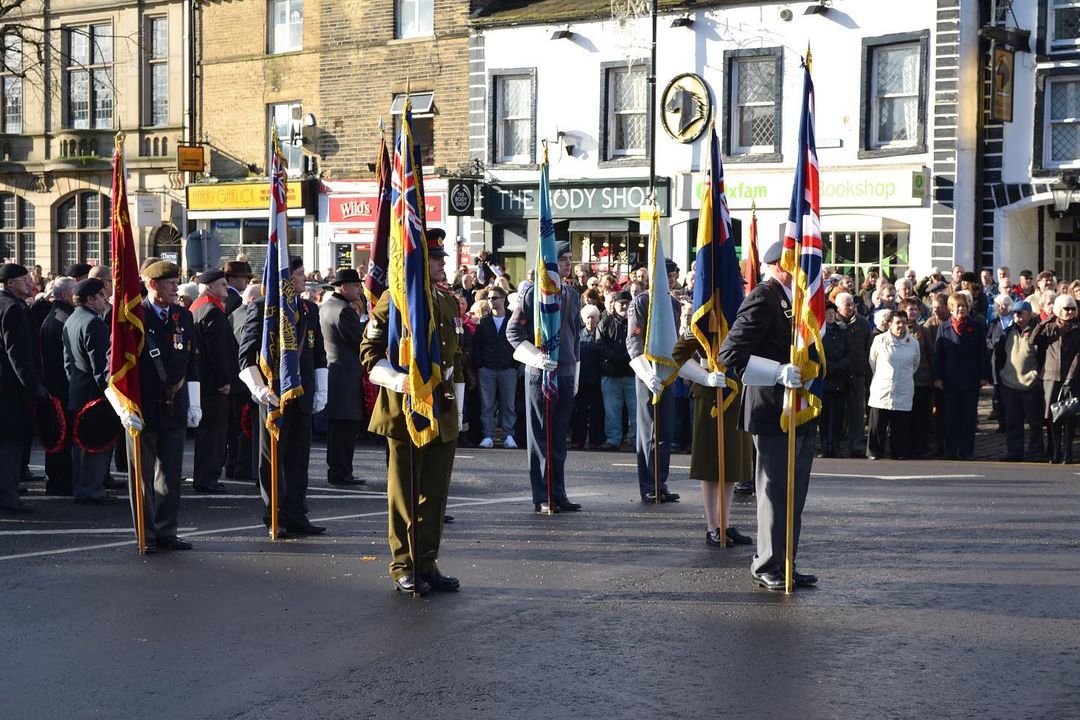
1051 175 1078 216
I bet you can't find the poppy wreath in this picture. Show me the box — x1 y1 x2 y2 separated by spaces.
73 397 123 454
34 395 67 454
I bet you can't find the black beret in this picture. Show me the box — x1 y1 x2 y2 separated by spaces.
196 269 225 284
1019 269 1033 278
0 263 28 281
615 290 633 302
65 263 92 278
73 278 105 298
290 256 304 272
665 258 680 275
143 261 181 280
556 241 571 258
330 268 361 285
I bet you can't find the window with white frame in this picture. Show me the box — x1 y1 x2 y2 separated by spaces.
604 65 646 159
390 92 435 167
65 24 112 129
1047 76 1080 167
269 102 303 176
397 0 433 39
269 0 303 54
145 16 168 126
57 191 110 269
1050 1 1080 53
1 35 22 134
494 74 533 164
731 57 777 154
869 42 920 150
0 193 34 266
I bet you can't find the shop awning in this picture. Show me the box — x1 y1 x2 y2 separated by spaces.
819 213 910 234
568 219 632 232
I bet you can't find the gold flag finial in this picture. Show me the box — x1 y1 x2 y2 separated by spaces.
806 44 813 73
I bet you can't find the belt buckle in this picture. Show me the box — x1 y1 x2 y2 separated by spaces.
149 348 162 358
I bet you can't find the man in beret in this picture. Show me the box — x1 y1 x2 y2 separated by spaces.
65 264 91 282
64 278 118 504
223 261 252 316
108 261 201 550
190 269 235 494
320 268 368 487
238 256 329 537
0 263 49 513
360 233 465 594
626 257 682 503
506 241 584 514
718 239 819 591
39 276 77 496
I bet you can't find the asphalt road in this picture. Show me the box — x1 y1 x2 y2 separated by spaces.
2 442 1078 720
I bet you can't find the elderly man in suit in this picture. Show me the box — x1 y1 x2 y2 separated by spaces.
190 269 235 494
39 276 76 496
320 268 368 487
718 240 819 592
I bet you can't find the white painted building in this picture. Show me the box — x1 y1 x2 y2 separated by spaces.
468 0 980 283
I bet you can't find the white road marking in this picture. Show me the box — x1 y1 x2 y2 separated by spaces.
811 473 983 480
0 527 197 537
612 463 690 469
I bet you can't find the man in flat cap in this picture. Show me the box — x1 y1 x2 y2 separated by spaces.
190 269 234 494
718 239 819 591
626 256 683 503
506 241 583 514
320 268 368 487
64 278 118 504
360 232 464 594
223 260 252 317
109 261 201 550
239 256 329 537
38 276 76 496
0 263 49 513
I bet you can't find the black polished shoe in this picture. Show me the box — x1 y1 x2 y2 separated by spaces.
534 502 559 513
156 536 193 551
444 514 455 524
553 499 581 512
284 520 326 535
420 569 460 592
794 571 818 587
642 491 680 503
725 526 753 545
193 483 228 494
706 529 724 547
733 481 754 495
394 574 430 595
328 476 367 487
753 570 786 591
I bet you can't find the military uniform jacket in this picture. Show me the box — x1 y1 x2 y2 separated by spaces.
0 287 42 440
320 291 365 421
224 287 243 316
139 299 199 430
358 288 463 442
192 295 238 391
238 297 327 415
40 299 74 403
717 278 806 436
506 285 582 376
63 305 110 412
626 292 680 360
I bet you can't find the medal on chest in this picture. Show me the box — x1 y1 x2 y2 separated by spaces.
173 332 184 351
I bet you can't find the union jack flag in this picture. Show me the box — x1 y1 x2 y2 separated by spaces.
780 53 826 431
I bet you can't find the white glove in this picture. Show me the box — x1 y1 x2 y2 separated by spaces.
679 359 725 388
455 382 465 428
240 366 280 407
313 368 328 414
513 340 557 372
104 385 144 432
369 359 408 393
629 355 663 394
186 382 202 428
776 363 802 389
574 362 581 396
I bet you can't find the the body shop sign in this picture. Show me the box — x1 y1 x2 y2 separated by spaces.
484 178 670 220
328 194 444 225
677 167 927 211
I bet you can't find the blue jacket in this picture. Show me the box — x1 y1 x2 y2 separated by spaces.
578 327 602 384
934 318 991 390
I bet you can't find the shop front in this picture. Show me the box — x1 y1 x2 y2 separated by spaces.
482 177 671 284
318 178 451 277
186 179 317 274
676 165 929 283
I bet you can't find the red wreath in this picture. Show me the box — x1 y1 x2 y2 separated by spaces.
34 395 67 454
240 402 253 439
73 397 123 454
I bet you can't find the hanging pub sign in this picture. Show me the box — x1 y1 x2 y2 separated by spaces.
991 46 1014 123
448 179 475 216
177 143 206 172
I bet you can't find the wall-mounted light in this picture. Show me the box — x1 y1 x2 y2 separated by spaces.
1052 175 1079 216
550 28 573 40
670 17 693 28
804 1 829 15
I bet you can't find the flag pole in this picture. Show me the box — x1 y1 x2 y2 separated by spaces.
270 431 279 539
652 397 660 504
543 397 555 514
409 440 421 596
785 272 802 595
714 304 727 546
131 429 147 554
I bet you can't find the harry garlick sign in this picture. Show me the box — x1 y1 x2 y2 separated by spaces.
483 178 671 220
